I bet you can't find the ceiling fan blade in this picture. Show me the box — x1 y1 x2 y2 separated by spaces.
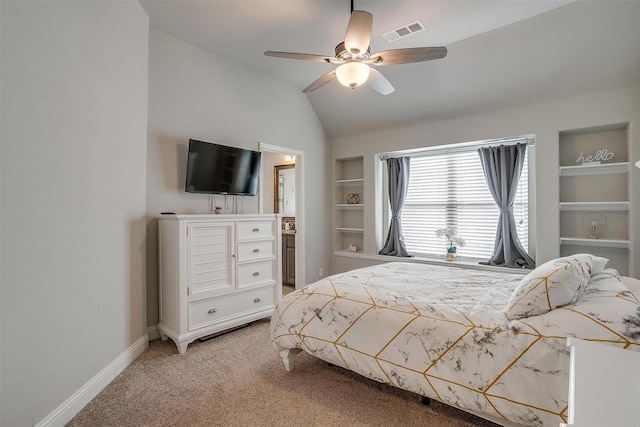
264 51 333 63
369 47 447 66
368 68 394 95
344 10 372 55
302 70 337 93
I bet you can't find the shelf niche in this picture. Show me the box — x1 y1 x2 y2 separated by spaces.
558 123 631 276
334 157 364 253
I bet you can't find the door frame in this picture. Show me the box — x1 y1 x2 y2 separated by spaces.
259 143 305 290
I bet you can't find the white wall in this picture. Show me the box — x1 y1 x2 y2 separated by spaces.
146 30 330 326
330 86 640 278
0 1 149 425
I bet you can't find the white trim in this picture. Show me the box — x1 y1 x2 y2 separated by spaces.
36 334 149 427
560 237 630 249
147 324 160 341
559 201 629 211
559 161 629 176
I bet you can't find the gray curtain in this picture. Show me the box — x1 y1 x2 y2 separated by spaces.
477 143 535 268
379 157 413 257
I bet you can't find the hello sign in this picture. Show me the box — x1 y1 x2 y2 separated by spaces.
576 148 614 164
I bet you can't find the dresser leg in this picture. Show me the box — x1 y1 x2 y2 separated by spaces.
177 341 189 354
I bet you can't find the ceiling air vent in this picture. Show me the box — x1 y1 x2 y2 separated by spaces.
382 20 426 43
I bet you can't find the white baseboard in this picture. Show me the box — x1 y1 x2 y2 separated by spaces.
36 333 149 427
147 324 160 341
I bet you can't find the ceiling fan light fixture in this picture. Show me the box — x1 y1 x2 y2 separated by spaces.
336 62 370 88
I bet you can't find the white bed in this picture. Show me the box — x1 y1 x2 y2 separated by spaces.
271 255 640 427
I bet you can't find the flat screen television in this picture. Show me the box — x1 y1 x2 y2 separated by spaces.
185 139 261 196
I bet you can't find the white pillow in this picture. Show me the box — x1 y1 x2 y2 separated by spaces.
506 254 608 320
572 253 609 276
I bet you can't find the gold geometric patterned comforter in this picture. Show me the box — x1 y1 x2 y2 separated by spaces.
271 262 640 427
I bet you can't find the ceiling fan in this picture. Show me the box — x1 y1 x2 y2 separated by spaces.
264 1 447 95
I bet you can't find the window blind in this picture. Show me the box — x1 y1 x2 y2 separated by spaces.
398 143 529 259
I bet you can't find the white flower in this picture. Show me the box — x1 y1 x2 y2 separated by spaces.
435 227 466 247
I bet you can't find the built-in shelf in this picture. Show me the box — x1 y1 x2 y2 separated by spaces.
334 250 362 256
335 157 365 253
559 162 629 176
559 201 629 211
560 237 630 249
558 124 632 276
336 203 364 209
336 178 364 186
336 227 364 233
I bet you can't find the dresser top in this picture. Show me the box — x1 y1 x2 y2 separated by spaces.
158 213 281 220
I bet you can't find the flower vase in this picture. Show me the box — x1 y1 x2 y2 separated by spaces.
446 245 457 261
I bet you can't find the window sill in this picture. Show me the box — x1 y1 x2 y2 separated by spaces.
333 250 530 275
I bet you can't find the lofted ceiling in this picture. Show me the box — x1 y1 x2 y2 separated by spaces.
138 0 640 139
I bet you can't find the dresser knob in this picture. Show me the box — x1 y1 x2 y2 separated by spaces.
252 228 260 232
252 272 260 276
252 248 260 253
208 308 217 314
253 298 261 303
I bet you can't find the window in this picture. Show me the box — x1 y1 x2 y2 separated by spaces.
383 138 531 260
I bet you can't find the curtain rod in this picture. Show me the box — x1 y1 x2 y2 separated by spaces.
380 136 535 161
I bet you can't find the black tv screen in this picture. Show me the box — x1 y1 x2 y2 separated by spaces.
185 139 261 196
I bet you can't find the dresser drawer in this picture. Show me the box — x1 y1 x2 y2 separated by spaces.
188 287 274 331
237 221 275 241
237 240 275 262
237 260 276 288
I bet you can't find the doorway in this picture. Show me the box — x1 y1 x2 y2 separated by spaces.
259 143 305 297
275 163 295 293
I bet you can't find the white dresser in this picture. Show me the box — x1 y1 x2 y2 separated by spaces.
561 338 640 427
158 214 282 353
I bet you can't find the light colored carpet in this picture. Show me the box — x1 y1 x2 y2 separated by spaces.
67 319 500 426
